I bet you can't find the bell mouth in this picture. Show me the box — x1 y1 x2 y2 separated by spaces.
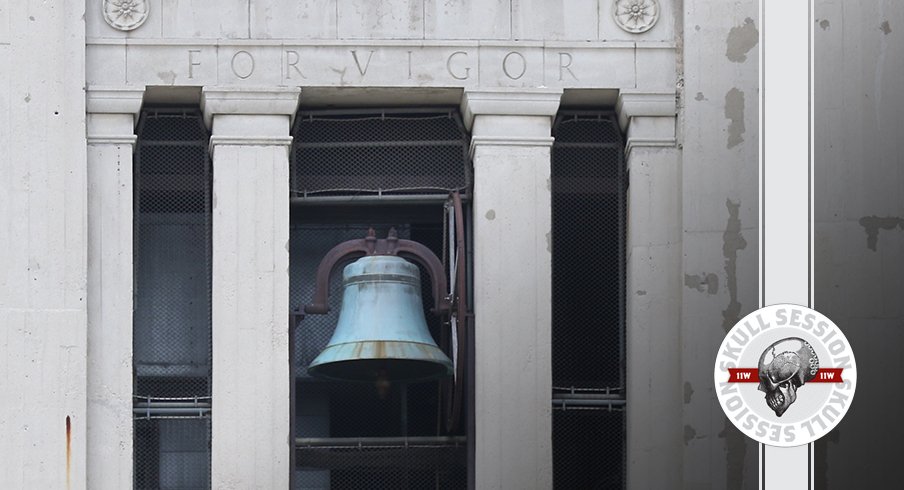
308 340 453 383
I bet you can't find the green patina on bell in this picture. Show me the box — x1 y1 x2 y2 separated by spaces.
308 255 453 383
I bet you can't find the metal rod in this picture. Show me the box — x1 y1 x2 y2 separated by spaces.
134 402 212 409
133 407 212 416
297 140 465 149
551 393 625 401
551 398 627 408
291 194 468 206
295 436 467 447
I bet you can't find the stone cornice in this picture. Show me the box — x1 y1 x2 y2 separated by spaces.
208 135 294 158
87 134 138 146
460 89 563 131
200 87 302 128
86 87 144 116
615 91 676 131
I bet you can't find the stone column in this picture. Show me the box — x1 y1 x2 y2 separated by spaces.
85 87 143 489
461 89 561 490
617 91 683 488
202 87 301 489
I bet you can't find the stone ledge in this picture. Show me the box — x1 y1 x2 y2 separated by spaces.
200 87 302 128
460 89 563 131
615 91 677 131
86 87 144 115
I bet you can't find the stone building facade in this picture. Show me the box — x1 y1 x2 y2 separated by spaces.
2 0 900 489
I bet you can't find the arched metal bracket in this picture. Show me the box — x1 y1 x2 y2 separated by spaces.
303 228 451 316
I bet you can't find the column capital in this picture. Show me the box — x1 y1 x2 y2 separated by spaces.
201 86 301 128
86 86 144 116
86 87 144 145
460 89 563 132
616 91 678 154
615 91 676 130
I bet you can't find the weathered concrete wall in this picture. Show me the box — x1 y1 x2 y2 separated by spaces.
0 1 88 488
814 1 904 487
681 1 759 488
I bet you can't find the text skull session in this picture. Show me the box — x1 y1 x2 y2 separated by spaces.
714 304 857 447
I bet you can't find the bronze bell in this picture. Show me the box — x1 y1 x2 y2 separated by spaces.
308 255 453 383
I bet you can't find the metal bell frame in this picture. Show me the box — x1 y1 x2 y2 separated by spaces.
289 192 469 432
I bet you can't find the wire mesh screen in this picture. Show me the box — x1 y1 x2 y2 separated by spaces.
135 108 212 489
291 217 466 489
291 110 470 197
552 408 625 489
551 111 626 488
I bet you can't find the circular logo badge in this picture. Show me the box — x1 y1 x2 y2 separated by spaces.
714 304 856 447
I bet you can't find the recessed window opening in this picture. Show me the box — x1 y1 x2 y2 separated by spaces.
133 107 212 490
551 110 626 489
290 108 471 489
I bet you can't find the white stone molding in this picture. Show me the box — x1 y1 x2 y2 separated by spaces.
612 0 661 34
200 87 302 128
460 89 563 131
102 0 149 31
86 87 144 116
615 90 677 154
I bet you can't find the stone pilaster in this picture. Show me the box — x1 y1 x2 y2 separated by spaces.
85 87 144 489
616 90 683 489
202 87 300 489
461 89 561 490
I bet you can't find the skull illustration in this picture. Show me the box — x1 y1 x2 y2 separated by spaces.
757 337 819 417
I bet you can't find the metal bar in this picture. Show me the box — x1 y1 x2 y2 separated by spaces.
133 407 212 416
551 398 627 408
291 194 468 206
134 402 212 409
299 108 457 117
553 142 623 149
551 393 625 401
297 140 465 149
295 436 467 447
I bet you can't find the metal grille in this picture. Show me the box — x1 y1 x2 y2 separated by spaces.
291 109 470 197
552 408 625 489
291 216 465 489
551 111 626 488
134 108 212 489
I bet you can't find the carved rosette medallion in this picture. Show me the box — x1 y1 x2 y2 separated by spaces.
612 0 660 34
102 0 149 31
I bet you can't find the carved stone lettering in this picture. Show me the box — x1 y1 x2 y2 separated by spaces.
285 50 306 80
188 49 202 79
119 45 602 87
231 50 255 79
559 52 577 81
350 50 375 76
502 51 526 80
446 51 471 81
